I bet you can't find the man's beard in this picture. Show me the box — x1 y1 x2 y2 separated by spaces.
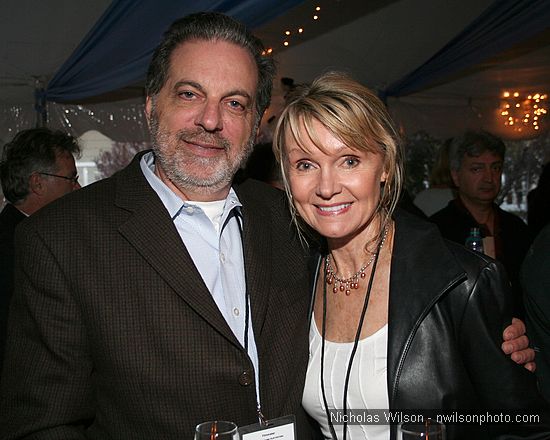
149 109 256 196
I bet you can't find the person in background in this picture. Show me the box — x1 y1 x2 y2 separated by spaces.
527 162 550 239
523 223 550 403
430 131 531 317
239 142 283 189
0 14 534 440
0 127 80 371
272 72 548 440
413 139 454 217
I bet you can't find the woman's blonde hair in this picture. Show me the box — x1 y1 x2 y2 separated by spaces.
272 71 403 245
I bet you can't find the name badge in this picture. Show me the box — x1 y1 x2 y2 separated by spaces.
239 415 296 440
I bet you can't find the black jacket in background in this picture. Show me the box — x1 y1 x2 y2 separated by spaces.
430 199 531 318
0 203 25 373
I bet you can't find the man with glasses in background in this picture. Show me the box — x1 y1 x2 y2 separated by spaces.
0 127 81 371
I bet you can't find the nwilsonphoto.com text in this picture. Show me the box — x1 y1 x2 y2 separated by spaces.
329 410 542 426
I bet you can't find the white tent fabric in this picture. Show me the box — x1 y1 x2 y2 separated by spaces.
1 0 549 143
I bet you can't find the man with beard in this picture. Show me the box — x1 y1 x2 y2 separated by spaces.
0 13 534 440
430 131 531 318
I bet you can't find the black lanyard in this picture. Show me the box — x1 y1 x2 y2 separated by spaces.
234 209 267 425
320 241 383 440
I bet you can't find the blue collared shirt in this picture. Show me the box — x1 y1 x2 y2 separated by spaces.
140 152 260 399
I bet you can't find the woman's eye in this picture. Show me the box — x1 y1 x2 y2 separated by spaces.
296 162 312 171
344 157 359 167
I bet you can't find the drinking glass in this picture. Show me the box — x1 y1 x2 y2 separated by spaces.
398 418 446 439
194 421 239 440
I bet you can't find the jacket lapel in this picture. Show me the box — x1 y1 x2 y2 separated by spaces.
114 152 241 347
387 210 466 406
236 186 272 339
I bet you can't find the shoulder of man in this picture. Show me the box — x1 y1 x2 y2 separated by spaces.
495 204 528 228
429 199 459 222
19 153 144 236
234 178 288 215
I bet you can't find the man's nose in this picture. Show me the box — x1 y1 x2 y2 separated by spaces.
195 101 223 132
482 167 495 182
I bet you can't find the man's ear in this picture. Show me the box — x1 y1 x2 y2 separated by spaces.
28 172 44 196
451 169 460 188
145 96 153 128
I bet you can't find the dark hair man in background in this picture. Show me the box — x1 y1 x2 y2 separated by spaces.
0 127 80 371
430 131 531 317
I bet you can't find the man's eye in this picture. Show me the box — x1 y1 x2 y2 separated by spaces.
228 100 245 110
179 91 195 99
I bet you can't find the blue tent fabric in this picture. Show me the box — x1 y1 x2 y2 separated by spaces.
46 0 303 102
383 0 550 99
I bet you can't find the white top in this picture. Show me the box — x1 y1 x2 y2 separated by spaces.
303 318 389 440
192 199 225 234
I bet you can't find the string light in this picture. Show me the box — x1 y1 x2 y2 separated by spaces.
268 5 321 51
498 90 547 132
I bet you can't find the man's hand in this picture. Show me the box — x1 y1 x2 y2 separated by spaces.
502 318 536 372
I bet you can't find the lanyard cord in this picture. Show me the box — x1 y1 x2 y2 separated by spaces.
320 239 383 440
235 210 265 424
232 209 250 355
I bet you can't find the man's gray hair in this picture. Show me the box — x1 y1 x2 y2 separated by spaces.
0 128 80 204
145 12 276 124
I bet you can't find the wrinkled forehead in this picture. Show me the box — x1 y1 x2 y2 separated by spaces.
167 38 258 89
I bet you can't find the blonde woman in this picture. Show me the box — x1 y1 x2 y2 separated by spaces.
273 72 548 440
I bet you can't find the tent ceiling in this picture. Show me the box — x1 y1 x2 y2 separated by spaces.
0 0 112 104
1 0 549 140
260 0 494 90
0 0 499 104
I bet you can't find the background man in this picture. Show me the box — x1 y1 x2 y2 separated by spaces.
0 127 80 370
0 14 534 440
430 131 531 317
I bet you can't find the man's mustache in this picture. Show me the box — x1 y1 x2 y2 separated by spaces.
176 129 230 150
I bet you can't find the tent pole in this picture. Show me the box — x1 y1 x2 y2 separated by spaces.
33 78 47 128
